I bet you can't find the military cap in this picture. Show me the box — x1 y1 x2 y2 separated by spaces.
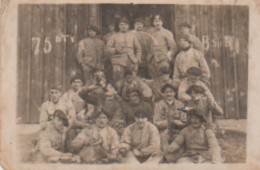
134 18 144 24
119 18 130 25
188 108 206 122
53 109 69 127
87 25 101 35
134 108 149 118
70 73 85 84
50 84 62 92
178 22 192 29
186 84 205 95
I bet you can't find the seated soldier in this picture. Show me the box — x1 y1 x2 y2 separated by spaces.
39 84 75 130
186 85 224 132
121 89 153 125
38 110 80 163
71 110 120 164
160 114 186 163
116 70 153 101
144 66 174 102
173 36 210 87
102 87 126 136
178 67 215 103
153 83 186 133
119 109 162 164
167 109 223 163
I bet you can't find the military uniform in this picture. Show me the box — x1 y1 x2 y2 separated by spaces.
149 28 177 79
120 121 162 163
39 99 75 129
178 79 215 103
171 125 222 163
71 124 120 163
77 37 105 85
153 99 186 132
173 48 210 87
106 31 141 84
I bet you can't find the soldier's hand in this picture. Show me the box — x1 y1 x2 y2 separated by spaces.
119 148 127 155
48 156 60 163
133 148 142 157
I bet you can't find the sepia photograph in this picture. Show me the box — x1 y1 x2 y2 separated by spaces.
15 3 248 165
3 0 260 169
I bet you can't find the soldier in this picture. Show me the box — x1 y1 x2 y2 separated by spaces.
167 109 223 163
121 88 153 125
77 25 105 85
71 110 120 163
149 15 178 80
153 83 186 133
179 23 204 53
143 15 155 34
178 67 215 103
119 109 162 164
39 84 75 130
38 110 79 163
106 18 142 84
186 84 223 132
132 18 154 78
173 37 210 87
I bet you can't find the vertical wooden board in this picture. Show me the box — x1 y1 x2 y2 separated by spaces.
17 5 32 123
188 5 199 36
174 5 189 41
222 5 237 118
53 5 66 93
233 6 249 119
42 5 55 101
76 5 88 45
65 4 79 90
207 5 225 111
30 5 44 123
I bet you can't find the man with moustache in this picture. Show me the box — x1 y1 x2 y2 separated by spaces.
106 18 141 84
119 109 162 163
167 109 222 163
149 15 177 80
173 37 210 87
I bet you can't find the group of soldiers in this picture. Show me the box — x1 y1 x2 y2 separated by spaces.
33 14 224 164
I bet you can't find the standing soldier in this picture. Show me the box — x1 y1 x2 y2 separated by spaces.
132 18 154 79
106 18 142 84
77 25 105 85
173 37 210 87
149 15 178 80
179 23 204 53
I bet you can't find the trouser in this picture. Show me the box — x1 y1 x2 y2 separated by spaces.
148 59 170 80
120 151 162 164
112 65 125 85
138 64 151 79
81 64 95 86
163 148 184 163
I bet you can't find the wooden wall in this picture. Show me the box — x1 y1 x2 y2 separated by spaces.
17 4 248 123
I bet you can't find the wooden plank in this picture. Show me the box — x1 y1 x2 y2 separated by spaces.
174 4 189 41
17 5 32 123
30 4 44 123
42 5 55 101
233 6 249 119
222 5 237 119
207 5 225 112
53 5 66 92
65 4 79 90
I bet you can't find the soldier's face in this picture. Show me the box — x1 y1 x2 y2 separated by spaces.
88 29 96 37
164 87 175 101
71 79 83 91
53 116 64 131
135 116 147 128
179 39 191 50
119 22 129 32
188 74 200 83
153 19 163 29
96 113 109 128
191 91 203 102
129 92 141 104
50 89 62 104
134 22 144 31
190 115 202 128
180 27 190 35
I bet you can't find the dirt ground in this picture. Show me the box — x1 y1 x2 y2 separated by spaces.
218 129 246 163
